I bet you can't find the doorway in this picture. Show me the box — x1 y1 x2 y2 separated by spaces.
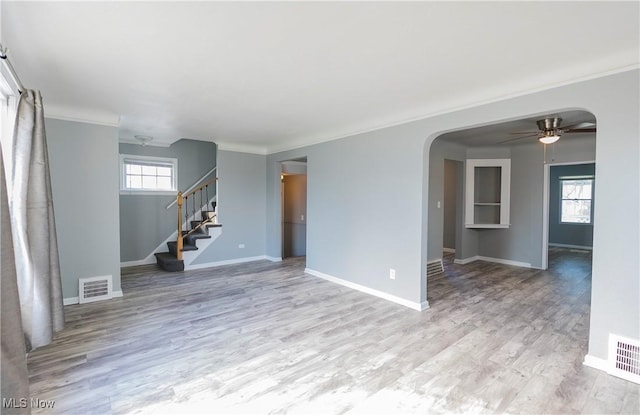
442 159 462 257
281 160 307 259
543 161 596 268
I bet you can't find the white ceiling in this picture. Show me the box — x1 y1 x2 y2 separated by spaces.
2 2 638 153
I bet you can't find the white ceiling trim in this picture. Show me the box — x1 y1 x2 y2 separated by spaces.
264 63 640 155
44 105 119 128
216 141 268 155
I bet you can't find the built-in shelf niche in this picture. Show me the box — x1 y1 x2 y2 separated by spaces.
465 158 511 228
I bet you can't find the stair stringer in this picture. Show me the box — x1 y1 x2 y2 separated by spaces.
182 226 223 270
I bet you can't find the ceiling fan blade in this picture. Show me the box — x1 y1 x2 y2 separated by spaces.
561 121 596 130
509 130 538 135
499 133 538 144
564 128 596 133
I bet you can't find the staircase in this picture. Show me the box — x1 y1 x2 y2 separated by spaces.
154 179 221 272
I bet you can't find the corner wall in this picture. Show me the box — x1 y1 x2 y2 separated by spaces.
191 150 267 265
46 118 121 300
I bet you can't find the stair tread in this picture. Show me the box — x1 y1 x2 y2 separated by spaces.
182 229 209 237
185 234 212 242
190 221 223 229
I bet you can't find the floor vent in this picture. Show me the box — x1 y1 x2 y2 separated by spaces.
79 275 113 304
427 259 444 278
609 334 640 384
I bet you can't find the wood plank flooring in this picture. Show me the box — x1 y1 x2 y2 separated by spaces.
26 248 639 414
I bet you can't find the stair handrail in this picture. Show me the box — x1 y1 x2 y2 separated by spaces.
181 177 217 200
166 166 217 209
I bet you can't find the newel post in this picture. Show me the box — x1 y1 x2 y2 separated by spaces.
176 191 184 260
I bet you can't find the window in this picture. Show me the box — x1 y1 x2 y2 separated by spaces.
1 72 19 186
560 176 594 224
120 155 177 194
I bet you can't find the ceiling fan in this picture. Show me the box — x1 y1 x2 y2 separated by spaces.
502 117 596 145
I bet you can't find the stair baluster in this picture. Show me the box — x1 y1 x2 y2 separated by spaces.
192 193 196 222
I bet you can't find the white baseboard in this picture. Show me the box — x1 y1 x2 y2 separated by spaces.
549 243 593 250
63 290 123 306
121 258 156 267
453 256 477 265
63 297 79 306
454 255 531 268
265 256 282 262
186 255 270 271
304 268 429 312
583 354 609 372
442 248 456 253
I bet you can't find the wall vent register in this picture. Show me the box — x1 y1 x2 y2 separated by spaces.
79 275 113 304
609 334 640 384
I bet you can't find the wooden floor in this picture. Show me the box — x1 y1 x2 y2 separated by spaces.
27 248 638 414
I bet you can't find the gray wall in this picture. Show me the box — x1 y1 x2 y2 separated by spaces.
268 126 428 305
119 139 217 262
192 150 266 264
549 163 595 247
283 174 307 257
46 118 121 299
263 69 637 361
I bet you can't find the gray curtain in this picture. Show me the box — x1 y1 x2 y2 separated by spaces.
10 90 64 351
1 151 31 414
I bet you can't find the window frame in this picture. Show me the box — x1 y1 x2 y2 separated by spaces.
559 175 595 225
119 154 178 195
1 73 19 188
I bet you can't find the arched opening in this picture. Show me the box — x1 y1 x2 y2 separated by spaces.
421 110 598 378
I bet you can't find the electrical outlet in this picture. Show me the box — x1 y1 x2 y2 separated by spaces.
437 201 441 209
301 214 305 221
389 268 396 280
239 244 245 249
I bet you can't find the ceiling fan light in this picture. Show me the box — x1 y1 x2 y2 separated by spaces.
539 134 560 144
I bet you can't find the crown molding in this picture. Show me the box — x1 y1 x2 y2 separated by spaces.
44 105 120 127
216 141 267 155
265 64 640 155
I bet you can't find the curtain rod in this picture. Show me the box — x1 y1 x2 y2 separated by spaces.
0 43 25 93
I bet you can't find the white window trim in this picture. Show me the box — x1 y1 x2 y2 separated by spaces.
119 154 178 195
559 175 594 225
1 67 19 187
